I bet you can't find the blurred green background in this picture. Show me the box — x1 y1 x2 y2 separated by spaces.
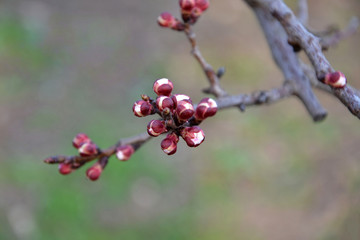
0 0 359 239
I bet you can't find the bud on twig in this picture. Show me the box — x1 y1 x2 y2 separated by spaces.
116 145 135 161
79 142 98 156
176 100 195 121
72 133 91 149
157 12 177 28
86 162 102 181
153 78 174 96
156 96 175 112
133 100 153 117
180 126 205 147
179 0 195 11
147 120 167 137
172 94 192 108
324 71 347 88
58 163 73 175
161 136 178 155
195 0 209 11
195 97 218 120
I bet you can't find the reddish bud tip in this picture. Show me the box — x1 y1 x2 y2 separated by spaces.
176 100 195 121
324 71 347 88
161 137 178 155
180 126 205 147
86 162 102 181
72 133 91 149
58 163 73 175
179 0 196 11
157 12 176 28
147 120 167 137
133 100 153 117
153 78 174 96
156 96 175 112
116 145 135 161
78 142 98 157
172 94 192 108
166 132 180 143
195 97 218 120
195 0 209 11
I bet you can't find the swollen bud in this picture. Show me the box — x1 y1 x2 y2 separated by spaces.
176 100 195 121
116 145 135 161
324 71 347 88
172 94 192 108
86 162 102 181
72 133 91 149
133 100 153 117
78 142 98 156
161 136 178 155
195 97 218 120
58 163 73 175
153 78 174 96
157 12 176 28
180 126 205 147
179 0 195 11
156 96 175 112
147 120 167 137
195 0 209 11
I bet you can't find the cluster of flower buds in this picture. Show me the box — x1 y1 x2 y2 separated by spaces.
323 71 347 88
157 0 210 30
53 133 137 181
133 78 217 155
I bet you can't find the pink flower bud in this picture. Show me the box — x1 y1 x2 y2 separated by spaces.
172 94 192 108
161 137 178 155
195 0 209 11
324 71 347 88
133 100 153 117
86 162 102 181
58 163 73 175
176 100 195 121
179 0 195 11
153 78 174 96
156 96 175 111
116 145 135 161
191 7 203 18
157 12 176 28
180 126 205 147
167 132 180 143
72 133 91 149
147 120 167 137
78 142 98 157
195 97 218 120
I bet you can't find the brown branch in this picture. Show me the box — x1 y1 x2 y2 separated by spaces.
320 17 359 50
184 25 228 98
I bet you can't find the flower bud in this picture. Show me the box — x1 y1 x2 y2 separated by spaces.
156 96 175 112
86 162 102 181
172 94 192 108
58 163 73 175
195 97 218 120
324 71 347 88
153 78 174 96
147 120 167 137
195 0 209 11
157 12 176 28
176 100 195 121
180 126 205 147
161 137 178 155
133 100 153 117
79 142 98 157
72 133 91 149
166 132 180 144
179 0 195 11
116 145 135 161
191 7 203 18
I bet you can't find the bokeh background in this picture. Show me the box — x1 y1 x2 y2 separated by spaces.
0 0 359 239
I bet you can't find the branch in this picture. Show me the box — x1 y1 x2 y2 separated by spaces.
184 25 228 98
